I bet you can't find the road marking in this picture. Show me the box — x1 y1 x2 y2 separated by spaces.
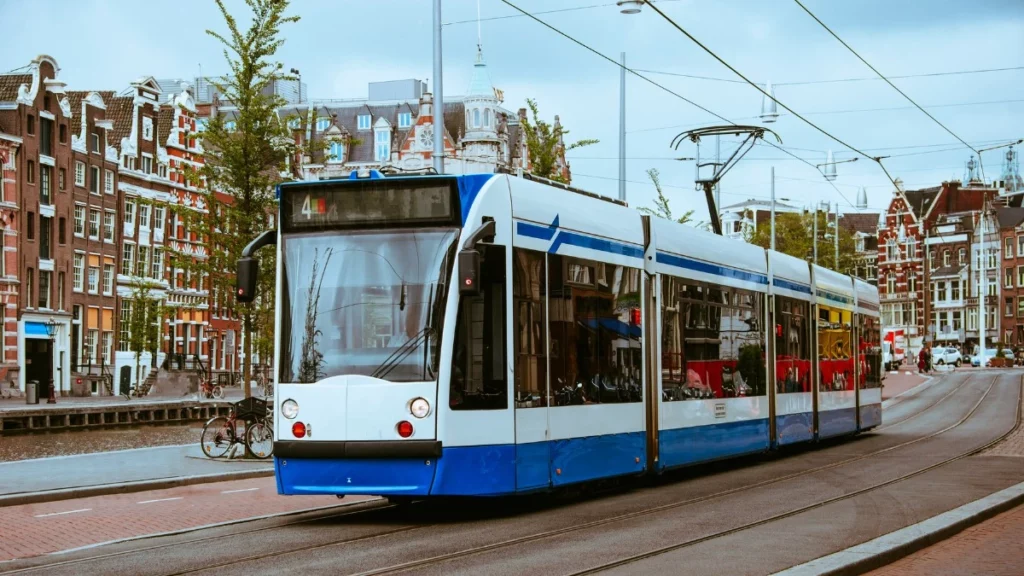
221 487 260 494
137 497 184 504
33 508 91 518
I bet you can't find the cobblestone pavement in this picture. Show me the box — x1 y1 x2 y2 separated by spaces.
0 424 203 463
0 477 371 561
981 375 1024 457
866 503 1024 576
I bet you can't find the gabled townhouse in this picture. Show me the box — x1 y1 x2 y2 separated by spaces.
0 132 20 385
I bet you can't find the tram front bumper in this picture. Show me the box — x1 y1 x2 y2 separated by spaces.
274 441 443 497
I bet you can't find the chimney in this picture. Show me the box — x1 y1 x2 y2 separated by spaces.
419 91 433 119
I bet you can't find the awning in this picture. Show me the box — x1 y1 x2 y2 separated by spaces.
24 322 49 338
583 318 641 339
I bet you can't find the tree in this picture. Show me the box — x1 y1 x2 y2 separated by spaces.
746 211 859 273
637 168 701 226
124 280 165 394
520 98 597 183
176 0 300 399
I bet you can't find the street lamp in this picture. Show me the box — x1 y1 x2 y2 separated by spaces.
617 0 644 14
817 151 858 182
45 319 59 404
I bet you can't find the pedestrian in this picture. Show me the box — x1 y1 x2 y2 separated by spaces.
918 345 929 374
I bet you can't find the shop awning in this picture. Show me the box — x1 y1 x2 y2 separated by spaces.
24 322 49 338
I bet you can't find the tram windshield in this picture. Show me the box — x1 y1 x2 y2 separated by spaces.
279 228 459 383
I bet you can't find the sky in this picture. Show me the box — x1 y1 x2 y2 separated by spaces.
2 0 1022 220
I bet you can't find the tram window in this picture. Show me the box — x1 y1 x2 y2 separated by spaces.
818 304 855 392
450 245 507 410
547 255 642 405
661 278 766 401
513 248 546 408
775 296 812 394
857 314 883 389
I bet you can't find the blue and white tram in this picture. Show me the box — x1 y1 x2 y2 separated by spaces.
235 171 883 498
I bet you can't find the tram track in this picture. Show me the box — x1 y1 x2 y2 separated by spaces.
0 372 1002 576
341 374 1006 576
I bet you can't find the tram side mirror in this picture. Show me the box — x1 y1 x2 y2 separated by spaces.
236 257 258 304
458 249 481 296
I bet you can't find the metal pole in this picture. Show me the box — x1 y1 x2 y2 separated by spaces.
618 52 626 202
770 166 776 251
979 200 987 361
714 135 721 216
813 205 818 266
834 203 840 270
432 0 444 174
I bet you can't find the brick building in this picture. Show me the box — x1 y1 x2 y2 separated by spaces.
997 207 1024 347
65 89 121 394
0 55 75 398
878 180 930 355
0 134 20 383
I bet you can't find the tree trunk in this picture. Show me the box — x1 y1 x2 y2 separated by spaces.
243 310 252 399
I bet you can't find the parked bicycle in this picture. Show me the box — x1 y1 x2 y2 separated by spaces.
200 397 273 460
198 377 225 400
255 372 273 398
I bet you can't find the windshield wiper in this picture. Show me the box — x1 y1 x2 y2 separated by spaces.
371 326 432 381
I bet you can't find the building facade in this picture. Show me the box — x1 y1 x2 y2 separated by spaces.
998 207 1024 347
0 134 21 384
878 180 930 355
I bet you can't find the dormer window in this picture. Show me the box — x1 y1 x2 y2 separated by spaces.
224 120 236 132
316 117 330 131
398 112 412 128
358 115 371 130
375 129 390 162
328 141 344 163
90 133 100 153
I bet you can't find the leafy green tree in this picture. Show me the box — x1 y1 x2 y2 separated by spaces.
124 280 165 391
637 168 704 226
175 0 300 398
746 211 858 273
521 98 597 183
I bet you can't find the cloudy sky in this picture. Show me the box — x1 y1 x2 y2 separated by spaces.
3 0 1022 219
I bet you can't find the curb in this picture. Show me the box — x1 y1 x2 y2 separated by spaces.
0 468 274 508
772 480 1024 576
881 373 935 410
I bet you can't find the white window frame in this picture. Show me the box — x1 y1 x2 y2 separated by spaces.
87 266 100 294
88 210 100 241
141 155 153 175
357 115 371 130
104 169 114 194
375 128 390 162
124 201 136 227
103 211 114 243
122 243 135 276
398 112 412 128
316 117 330 131
90 165 100 195
73 205 85 237
102 264 114 295
75 161 85 187
153 206 165 233
73 253 84 292
328 141 344 163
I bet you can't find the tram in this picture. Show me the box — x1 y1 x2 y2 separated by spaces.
235 170 883 498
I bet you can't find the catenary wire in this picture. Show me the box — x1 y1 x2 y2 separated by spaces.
496 0 860 208
631 65 1024 86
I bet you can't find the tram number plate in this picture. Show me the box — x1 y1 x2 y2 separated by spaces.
714 403 726 419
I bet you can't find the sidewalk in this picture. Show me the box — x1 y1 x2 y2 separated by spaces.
0 388 248 413
0 444 272 506
882 369 931 401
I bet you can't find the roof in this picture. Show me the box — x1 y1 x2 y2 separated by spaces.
903 186 942 219
157 105 174 148
931 264 965 278
106 96 135 147
997 206 1024 229
0 74 31 102
839 212 881 235
721 198 799 211
466 48 494 97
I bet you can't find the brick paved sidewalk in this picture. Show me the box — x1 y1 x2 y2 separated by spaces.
0 388 247 413
865 503 1024 576
882 370 931 401
981 381 1024 458
0 477 373 561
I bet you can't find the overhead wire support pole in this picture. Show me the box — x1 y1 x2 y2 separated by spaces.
619 52 626 202
432 0 445 174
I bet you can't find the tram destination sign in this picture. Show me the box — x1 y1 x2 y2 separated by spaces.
282 179 458 230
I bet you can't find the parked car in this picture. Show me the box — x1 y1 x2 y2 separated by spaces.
931 347 962 367
971 350 998 367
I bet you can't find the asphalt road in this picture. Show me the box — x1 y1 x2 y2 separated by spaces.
2 371 1020 576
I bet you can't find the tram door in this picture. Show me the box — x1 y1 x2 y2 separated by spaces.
512 248 551 491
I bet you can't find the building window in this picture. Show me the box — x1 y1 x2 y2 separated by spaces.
1007 267 1014 288
58 216 66 245
937 281 947 301
142 156 153 174
138 204 150 229
375 129 390 162
142 117 153 140
123 156 136 171
57 271 65 310
105 169 114 194
119 303 131 351
59 123 67 143
1006 237 1014 258
26 212 34 240
152 206 164 233
59 167 65 190
102 331 113 364
152 248 163 279
969 308 978 330
137 246 150 278
89 166 99 194
26 268 33 308
90 133 100 153
103 264 114 295
1018 236 1024 258
26 114 34 135
357 115 370 130
103 212 114 243
88 210 100 240
74 206 85 237
886 273 895 293
473 108 481 128
157 164 168 179
952 311 962 332
84 329 97 363
37 270 51 309
1007 297 1014 317
88 265 99 294
287 117 300 130
908 274 917 294
223 120 236 132
958 248 965 266
122 243 135 275
989 251 997 269
75 161 85 187
484 108 492 127
942 250 950 266
40 166 51 205
73 253 84 291
1018 297 1024 318
951 280 961 301
398 112 412 128
26 160 35 184
328 141 344 162
124 201 136 228
1018 265 1024 287
39 216 51 259
315 117 330 131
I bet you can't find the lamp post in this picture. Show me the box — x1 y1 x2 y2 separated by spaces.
45 319 59 403
616 0 644 13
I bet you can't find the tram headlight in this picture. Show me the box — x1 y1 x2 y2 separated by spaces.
410 398 430 419
281 399 299 419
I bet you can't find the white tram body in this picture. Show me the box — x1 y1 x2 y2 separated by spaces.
267 172 883 498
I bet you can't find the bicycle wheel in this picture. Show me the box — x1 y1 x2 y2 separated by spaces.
201 416 234 458
245 421 274 459
212 385 225 400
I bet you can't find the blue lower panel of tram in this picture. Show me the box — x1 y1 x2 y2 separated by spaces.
276 432 647 497
657 418 770 470
859 404 882 430
818 408 858 439
775 412 815 446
